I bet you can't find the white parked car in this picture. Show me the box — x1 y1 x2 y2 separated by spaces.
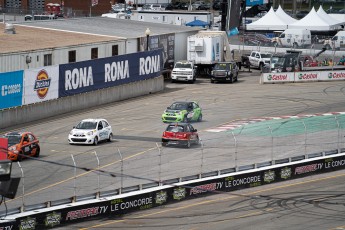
68 119 113 145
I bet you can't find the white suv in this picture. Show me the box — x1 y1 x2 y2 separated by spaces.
68 119 113 145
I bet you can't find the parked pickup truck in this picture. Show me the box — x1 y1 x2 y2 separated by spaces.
248 51 272 71
171 60 197 83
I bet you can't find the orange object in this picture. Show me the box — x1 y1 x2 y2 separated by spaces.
3 132 40 161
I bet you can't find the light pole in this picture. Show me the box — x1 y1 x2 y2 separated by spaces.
145 28 151 51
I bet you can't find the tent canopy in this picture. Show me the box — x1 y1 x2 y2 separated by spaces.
275 5 297 24
317 6 342 26
289 7 338 31
246 7 288 31
186 19 209 28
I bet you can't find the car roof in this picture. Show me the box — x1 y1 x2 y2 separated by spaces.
5 132 22 136
172 101 196 104
168 122 189 126
80 118 105 123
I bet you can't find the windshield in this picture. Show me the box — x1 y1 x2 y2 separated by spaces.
166 125 185 132
76 121 97 129
169 102 188 110
175 63 192 68
214 64 229 70
261 54 272 58
275 57 285 66
271 57 281 64
5 135 21 146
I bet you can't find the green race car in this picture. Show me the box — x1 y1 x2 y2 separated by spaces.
162 101 202 123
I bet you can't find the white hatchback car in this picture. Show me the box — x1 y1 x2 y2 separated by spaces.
68 119 113 145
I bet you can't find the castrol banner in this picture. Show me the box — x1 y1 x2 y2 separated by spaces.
294 71 319 82
319 70 345 81
23 66 59 105
261 72 294 83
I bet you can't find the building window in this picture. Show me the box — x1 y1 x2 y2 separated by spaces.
91 48 98 59
69 50 76 63
44 54 52 66
112 45 118 56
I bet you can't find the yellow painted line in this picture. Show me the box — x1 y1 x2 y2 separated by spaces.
329 225 345 230
8 147 157 203
80 172 345 230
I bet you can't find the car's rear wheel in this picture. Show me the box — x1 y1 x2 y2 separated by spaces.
93 137 98 146
35 147 40 157
108 133 113 142
162 142 167 147
198 113 202 122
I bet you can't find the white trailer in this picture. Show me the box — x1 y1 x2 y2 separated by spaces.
187 31 231 64
187 31 231 74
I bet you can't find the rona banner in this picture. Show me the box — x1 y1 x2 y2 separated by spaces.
58 49 163 98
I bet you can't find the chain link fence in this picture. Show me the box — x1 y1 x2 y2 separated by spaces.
2 114 345 216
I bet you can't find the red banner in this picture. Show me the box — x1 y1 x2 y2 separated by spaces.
0 138 8 160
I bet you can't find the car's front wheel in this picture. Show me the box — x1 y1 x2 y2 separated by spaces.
185 140 191 148
108 133 113 142
93 136 98 146
35 147 40 157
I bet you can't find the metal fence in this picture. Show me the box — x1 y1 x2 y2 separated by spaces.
2 114 345 216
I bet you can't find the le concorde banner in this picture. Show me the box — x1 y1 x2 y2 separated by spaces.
58 49 163 98
0 71 23 110
23 66 59 105
3 154 344 230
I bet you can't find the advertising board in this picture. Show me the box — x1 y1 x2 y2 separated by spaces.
319 70 345 81
261 72 294 83
23 66 59 105
1 153 344 229
0 71 23 110
58 49 163 97
0 138 8 160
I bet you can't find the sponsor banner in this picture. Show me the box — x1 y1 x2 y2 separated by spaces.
294 71 320 82
262 72 294 83
0 71 23 110
23 66 59 105
319 70 345 81
6 154 345 229
58 49 163 97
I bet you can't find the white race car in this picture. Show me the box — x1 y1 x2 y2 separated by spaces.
68 119 113 145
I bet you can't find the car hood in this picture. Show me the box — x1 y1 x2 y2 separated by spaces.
70 129 96 134
164 109 182 114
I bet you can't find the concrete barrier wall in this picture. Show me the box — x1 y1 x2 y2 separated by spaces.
0 76 164 129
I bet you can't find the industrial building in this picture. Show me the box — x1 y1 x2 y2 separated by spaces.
0 17 201 72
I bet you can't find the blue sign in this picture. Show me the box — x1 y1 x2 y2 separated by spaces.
246 0 265 6
0 71 23 110
59 49 163 97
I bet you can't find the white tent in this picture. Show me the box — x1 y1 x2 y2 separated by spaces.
275 5 297 24
289 7 338 31
246 7 288 31
317 6 343 27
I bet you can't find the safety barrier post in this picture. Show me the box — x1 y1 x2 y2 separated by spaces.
302 121 307 156
156 143 162 186
231 132 238 169
71 154 76 202
200 139 204 177
268 126 273 162
17 162 25 212
117 148 123 194
94 151 100 199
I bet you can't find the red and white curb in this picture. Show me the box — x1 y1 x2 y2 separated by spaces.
205 112 345 133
